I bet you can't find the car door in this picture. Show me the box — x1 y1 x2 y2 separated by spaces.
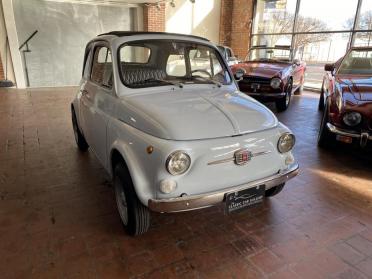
80 42 114 168
291 59 303 87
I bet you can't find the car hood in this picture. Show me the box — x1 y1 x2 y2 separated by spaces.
337 75 372 101
232 61 290 79
118 88 278 140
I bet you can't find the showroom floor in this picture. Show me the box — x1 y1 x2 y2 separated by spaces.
0 87 371 279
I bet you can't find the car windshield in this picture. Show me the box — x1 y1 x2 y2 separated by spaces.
118 40 232 88
338 49 372 75
247 47 291 62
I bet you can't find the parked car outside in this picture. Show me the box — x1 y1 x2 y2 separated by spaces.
318 47 372 149
231 46 306 112
217 45 240 66
71 32 299 235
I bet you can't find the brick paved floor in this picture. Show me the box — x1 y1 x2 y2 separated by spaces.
0 87 371 279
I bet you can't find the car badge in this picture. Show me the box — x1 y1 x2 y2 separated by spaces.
234 149 253 165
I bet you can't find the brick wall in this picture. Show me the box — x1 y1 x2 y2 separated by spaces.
219 0 254 59
0 55 4 80
143 3 165 32
141 1 253 59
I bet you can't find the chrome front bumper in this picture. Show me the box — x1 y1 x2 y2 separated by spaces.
326 123 372 147
148 163 299 213
246 92 286 97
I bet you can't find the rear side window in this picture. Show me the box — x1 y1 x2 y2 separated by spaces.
91 46 113 88
82 44 92 77
120 46 151 63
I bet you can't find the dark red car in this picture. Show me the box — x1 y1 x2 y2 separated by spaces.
318 47 372 149
231 46 306 112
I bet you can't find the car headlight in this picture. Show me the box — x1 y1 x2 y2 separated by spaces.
278 133 295 153
166 151 191 175
270 78 281 89
343 112 362 127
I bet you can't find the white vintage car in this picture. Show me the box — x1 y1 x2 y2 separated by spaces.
71 31 299 235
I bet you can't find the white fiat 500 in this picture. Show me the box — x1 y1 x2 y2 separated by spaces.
71 31 299 235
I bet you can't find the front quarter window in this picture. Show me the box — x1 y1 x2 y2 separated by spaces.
118 40 232 88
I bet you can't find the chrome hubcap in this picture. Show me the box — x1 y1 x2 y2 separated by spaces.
115 178 128 225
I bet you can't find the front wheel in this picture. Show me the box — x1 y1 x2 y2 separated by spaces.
276 81 292 112
114 163 150 236
318 82 325 111
317 101 334 148
265 184 284 197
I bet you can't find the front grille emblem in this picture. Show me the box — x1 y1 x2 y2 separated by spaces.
234 149 252 165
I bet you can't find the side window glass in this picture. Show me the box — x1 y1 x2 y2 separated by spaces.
82 45 92 78
91 46 113 88
166 54 186 76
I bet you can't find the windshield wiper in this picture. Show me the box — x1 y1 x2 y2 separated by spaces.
143 78 183 88
190 76 222 87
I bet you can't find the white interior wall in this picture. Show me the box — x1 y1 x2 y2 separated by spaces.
12 0 140 87
165 0 221 44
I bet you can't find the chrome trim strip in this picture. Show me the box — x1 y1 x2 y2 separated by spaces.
148 163 299 213
245 92 286 97
207 150 271 165
327 123 372 140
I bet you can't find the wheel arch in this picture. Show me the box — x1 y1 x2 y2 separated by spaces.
108 142 153 206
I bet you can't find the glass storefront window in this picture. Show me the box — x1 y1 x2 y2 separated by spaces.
253 0 297 34
357 0 372 30
251 0 372 90
299 33 350 89
251 34 292 48
296 0 359 32
354 32 372 46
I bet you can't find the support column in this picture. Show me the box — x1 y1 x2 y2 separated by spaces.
219 0 254 59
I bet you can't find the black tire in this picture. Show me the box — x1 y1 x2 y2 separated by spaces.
317 100 334 148
114 163 150 236
318 93 325 111
276 81 292 112
265 183 285 197
318 82 325 111
71 107 89 151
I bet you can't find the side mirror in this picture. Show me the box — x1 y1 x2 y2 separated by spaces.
228 57 237 62
324 63 335 72
234 68 246 80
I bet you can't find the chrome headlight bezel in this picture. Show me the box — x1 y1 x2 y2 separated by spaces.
278 133 296 153
342 111 362 127
270 77 281 89
166 151 191 175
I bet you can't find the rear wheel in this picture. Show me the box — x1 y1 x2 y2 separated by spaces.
276 81 292 112
265 183 284 197
114 162 150 236
71 107 89 151
317 100 334 148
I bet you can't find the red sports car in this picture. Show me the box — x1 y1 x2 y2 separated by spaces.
318 47 372 148
231 46 306 112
